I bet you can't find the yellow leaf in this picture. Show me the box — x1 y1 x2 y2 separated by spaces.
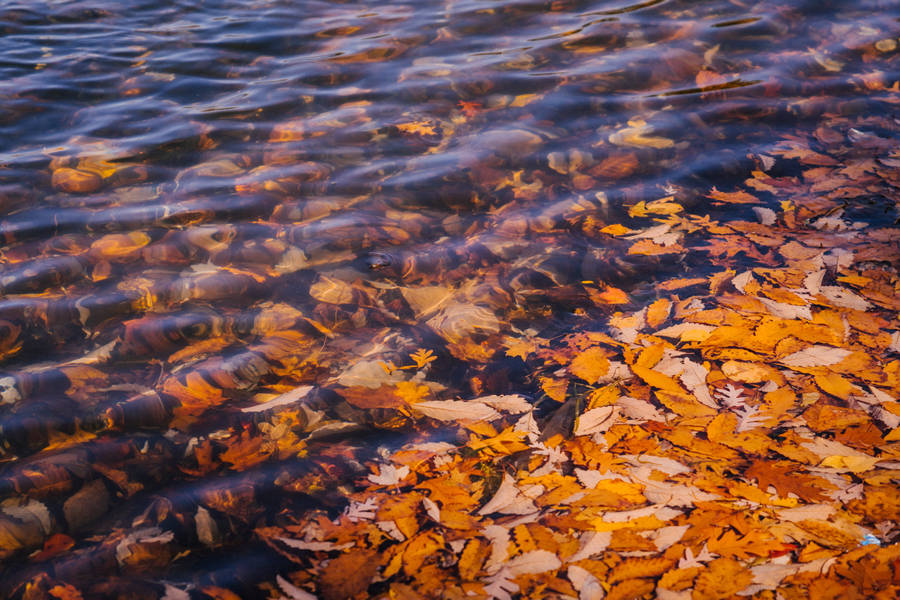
596 286 629 304
541 377 569 402
409 348 437 369
587 384 619 409
814 372 858 400
394 381 430 404
628 201 648 218
721 361 778 384
631 365 684 394
646 298 671 329
468 427 530 456
569 347 610 384
601 224 633 235
644 197 683 215
396 120 437 136
818 455 879 472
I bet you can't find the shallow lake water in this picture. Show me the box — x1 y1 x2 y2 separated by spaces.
0 0 899 598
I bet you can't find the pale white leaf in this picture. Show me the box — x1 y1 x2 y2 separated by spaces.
871 406 900 429
752 207 777 226
679 359 717 408
413 400 499 422
678 543 717 568
760 298 812 320
623 454 691 476
732 270 755 293
478 474 537 516
774 504 835 523
715 384 748 409
406 441 457 454
568 565 605 600
890 331 900 353
483 568 518 600
574 406 619 436
649 525 689 551
655 323 716 340
735 405 767 432
626 223 672 241
506 549 561 576
749 563 801 590
818 285 871 311
277 575 318 600
483 525 511 574
602 504 681 524
639 478 720 507
344 497 377 523
476 394 532 414
422 497 440 522
376 520 405 541
780 345 851 368
276 537 353 551
162 585 191 600
368 464 410 486
803 269 826 294
617 396 665 422
513 411 541 436
869 386 895 404
242 385 313 413
569 531 612 562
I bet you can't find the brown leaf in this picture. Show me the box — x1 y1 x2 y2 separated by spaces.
319 549 379 600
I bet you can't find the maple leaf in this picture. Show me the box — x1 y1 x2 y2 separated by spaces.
678 544 718 568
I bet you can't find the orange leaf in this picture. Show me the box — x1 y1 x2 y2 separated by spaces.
707 187 759 204
691 558 752 599
319 549 379 600
569 347 610 384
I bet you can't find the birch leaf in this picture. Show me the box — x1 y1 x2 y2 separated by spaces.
780 345 851 368
413 400 499 422
506 549 561 576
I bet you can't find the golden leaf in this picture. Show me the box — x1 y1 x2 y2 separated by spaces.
541 377 569 402
458 539 490 580
606 578 655 600
691 558 752 599
396 120 437 136
645 298 671 328
607 556 674 583
706 187 759 204
319 549 379 600
630 365 685 394
403 531 444 575
569 347 610 384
